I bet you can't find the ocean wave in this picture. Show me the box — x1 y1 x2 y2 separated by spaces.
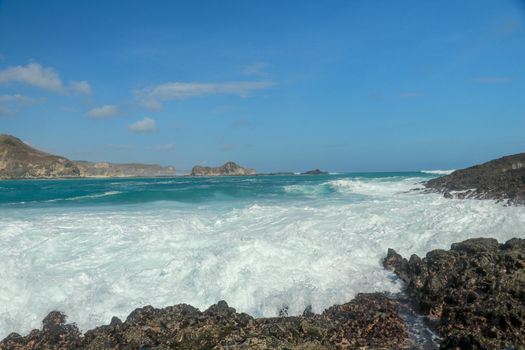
421 169 455 175
1 176 524 338
45 191 122 202
326 178 423 196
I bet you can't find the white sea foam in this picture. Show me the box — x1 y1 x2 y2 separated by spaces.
421 169 455 175
1 177 524 338
45 191 122 203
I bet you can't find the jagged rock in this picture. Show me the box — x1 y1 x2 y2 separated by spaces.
0 294 410 349
191 161 256 176
384 237 525 349
425 153 525 205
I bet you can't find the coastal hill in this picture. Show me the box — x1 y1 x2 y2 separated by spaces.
0 134 81 179
0 134 176 179
75 161 176 178
191 161 256 176
425 152 525 204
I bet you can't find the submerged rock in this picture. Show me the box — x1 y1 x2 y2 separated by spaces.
384 237 525 349
425 153 525 205
0 294 410 350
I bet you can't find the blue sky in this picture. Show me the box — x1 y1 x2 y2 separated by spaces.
0 0 524 172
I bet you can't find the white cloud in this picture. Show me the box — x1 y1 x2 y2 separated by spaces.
0 94 39 105
136 80 275 110
129 117 156 133
0 63 63 92
69 80 91 95
243 62 269 76
87 105 119 118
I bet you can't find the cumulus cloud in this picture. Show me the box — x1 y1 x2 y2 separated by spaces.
136 80 275 110
69 80 91 95
129 117 156 133
0 62 92 95
474 77 514 84
87 105 119 118
0 63 64 92
243 62 269 76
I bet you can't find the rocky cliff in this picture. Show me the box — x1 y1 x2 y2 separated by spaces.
425 153 525 204
0 134 176 179
191 161 256 176
0 134 80 179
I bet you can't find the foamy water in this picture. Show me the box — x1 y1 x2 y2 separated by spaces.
0 173 524 338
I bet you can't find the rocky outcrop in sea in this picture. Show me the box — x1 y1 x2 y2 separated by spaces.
191 161 256 176
425 153 525 205
301 169 328 175
384 237 525 349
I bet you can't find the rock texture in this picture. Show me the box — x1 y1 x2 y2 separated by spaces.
75 161 176 178
0 134 176 179
425 153 525 204
0 294 410 350
301 169 328 175
191 161 256 176
0 134 80 179
384 237 525 349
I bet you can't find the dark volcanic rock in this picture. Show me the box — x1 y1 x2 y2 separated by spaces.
301 169 328 175
384 237 525 349
191 161 256 176
425 153 525 205
0 294 410 349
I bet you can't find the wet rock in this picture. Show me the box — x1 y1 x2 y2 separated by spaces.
384 237 525 349
0 294 411 349
425 152 525 205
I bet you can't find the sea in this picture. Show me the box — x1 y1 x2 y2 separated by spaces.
1 171 524 339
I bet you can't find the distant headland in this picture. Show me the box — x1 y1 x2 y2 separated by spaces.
0 134 177 179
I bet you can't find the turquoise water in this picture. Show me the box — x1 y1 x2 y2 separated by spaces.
0 172 429 208
1 172 524 338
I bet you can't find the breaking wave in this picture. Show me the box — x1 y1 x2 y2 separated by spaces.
1 173 524 338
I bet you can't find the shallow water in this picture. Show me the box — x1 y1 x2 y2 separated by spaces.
1 172 524 338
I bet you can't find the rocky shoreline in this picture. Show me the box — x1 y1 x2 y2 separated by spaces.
2 237 524 349
425 153 525 205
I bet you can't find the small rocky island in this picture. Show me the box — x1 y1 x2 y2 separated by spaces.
191 161 256 176
301 169 328 175
425 152 525 205
0 134 177 179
